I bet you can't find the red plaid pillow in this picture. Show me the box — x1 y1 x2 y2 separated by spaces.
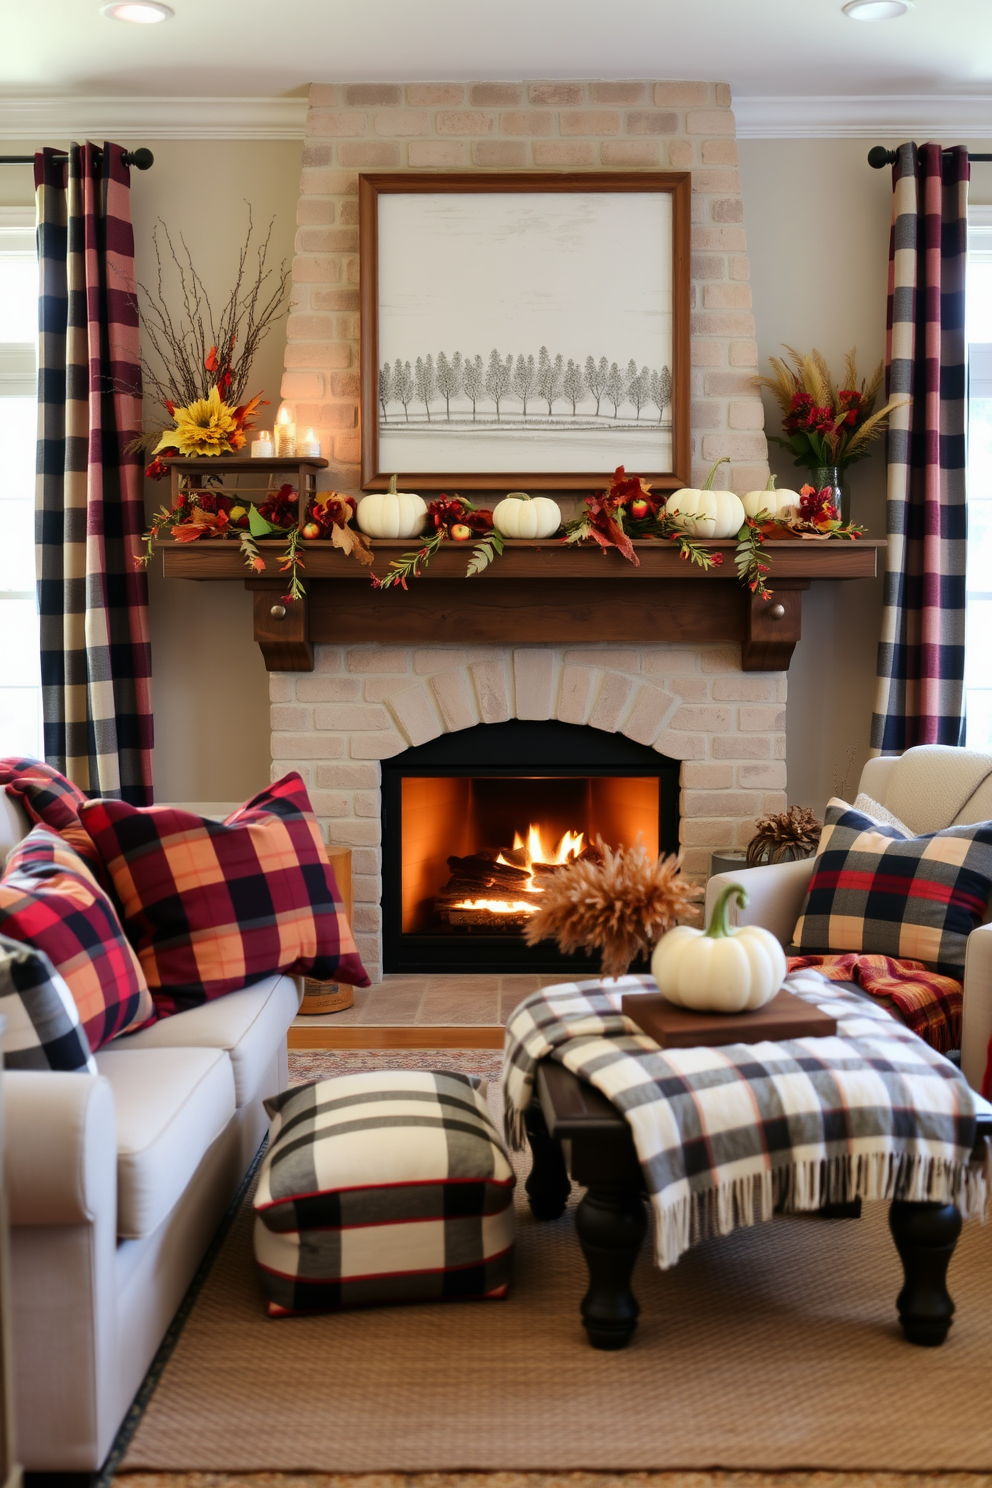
0 756 104 880
0 827 155 1050
80 773 370 1018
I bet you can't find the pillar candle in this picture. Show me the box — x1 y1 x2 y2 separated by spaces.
251 431 274 458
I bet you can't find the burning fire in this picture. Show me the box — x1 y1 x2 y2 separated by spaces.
452 823 585 917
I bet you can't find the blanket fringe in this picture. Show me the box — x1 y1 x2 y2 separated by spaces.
654 1152 988 1270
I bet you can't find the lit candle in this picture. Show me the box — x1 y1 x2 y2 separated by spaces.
274 406 296 458
250 430 274 458
300 428 321 458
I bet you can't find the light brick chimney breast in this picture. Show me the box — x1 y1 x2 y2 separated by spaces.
273 79 781 985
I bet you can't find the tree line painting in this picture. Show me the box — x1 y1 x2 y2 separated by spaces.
378 346 673 429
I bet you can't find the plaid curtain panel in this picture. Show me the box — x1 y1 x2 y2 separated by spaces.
0 932 96 1073
254 1070 516 1315
0 826 154 1049
503 972 984 1271
871 141 970 753
792 798 992 980
35 143 153 804
79 772 370 1016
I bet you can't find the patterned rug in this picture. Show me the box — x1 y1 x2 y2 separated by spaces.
288 1049 504 1085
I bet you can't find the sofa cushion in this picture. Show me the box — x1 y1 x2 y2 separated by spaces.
79 772 369 1017
0 828 155 1050
0 756 103 880
116 973 300 1106
94 1045 236 1239
0 933 96 1073
253 1070 516 1315
793 798 992 980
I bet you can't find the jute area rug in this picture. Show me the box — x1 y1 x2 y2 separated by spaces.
118 1053 992 1478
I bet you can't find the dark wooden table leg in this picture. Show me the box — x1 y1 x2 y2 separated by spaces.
575 1183 647 1350
523 1100 571 1221
889 1199 962 1346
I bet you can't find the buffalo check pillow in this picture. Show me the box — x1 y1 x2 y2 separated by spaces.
253 1070 516 1316
792 798 992 981
0 828 155 1050
0 933 96 1073
0 757 104 880
79 772 369 1018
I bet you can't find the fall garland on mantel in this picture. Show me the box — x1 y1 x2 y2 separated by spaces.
144 460 864 602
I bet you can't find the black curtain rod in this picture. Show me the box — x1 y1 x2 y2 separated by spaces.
0 147 154 169
868 145 992 168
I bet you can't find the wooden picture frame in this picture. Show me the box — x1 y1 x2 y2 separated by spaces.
359 172 690 492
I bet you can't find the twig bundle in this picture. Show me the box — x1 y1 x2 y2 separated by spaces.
524 838 698 979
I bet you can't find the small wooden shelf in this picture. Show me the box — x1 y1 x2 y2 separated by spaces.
153 535 883 675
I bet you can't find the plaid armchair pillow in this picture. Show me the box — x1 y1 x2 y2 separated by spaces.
793 798 992 981
80 772 369 1018
0 828 155 1049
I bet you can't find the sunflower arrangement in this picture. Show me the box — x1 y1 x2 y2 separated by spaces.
757 346 906 471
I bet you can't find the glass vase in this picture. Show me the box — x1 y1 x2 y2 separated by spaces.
806 465 848 527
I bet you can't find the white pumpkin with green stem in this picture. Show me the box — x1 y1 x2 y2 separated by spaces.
740 473 800 523
650 882 786 1013
492 491 562 540
356 475 427 539
665 457 745 540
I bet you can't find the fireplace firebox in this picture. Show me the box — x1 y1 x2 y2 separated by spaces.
380 720 680 974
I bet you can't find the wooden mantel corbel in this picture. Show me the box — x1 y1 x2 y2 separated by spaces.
158 537 883 674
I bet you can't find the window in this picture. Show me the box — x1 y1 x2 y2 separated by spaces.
0 206 42 757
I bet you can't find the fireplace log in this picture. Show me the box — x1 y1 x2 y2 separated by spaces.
446 852 528 880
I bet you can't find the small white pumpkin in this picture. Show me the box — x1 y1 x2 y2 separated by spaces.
650 882 786 1014
666 457 745 540
356 475 428 539
740 473 800 524
492 491 562 541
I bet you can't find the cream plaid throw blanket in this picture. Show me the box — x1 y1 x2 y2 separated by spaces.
503 969 987 1269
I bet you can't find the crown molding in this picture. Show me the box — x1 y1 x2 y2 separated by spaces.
0 95 308 141
734 93 992 139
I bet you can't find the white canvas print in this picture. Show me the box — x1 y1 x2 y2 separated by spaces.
375 191 674 477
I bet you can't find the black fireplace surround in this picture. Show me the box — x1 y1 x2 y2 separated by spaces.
380 719 680 975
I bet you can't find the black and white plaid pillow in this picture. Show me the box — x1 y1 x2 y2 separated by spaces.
254 1069 515 1315
0 933 96 1073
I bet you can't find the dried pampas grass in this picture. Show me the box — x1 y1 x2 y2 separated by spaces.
524 838 699 979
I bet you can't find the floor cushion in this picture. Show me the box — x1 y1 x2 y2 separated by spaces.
793 798 992 980
117 973 301 1105
95 1045 236 1239
79 772 369 1017
0 827 155 1050
253 1070 516 1315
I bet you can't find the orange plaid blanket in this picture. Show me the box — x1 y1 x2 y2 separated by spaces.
786 954 961 1055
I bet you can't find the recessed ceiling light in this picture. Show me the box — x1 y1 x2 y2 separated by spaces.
842 0 913 18
101 1 174 22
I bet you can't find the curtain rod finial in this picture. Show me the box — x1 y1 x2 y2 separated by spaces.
868 146 898 169
122 148 154 171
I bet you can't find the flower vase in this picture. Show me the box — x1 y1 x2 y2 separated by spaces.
807 466 848 526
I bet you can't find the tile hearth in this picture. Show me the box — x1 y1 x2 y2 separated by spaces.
293 973 566 1028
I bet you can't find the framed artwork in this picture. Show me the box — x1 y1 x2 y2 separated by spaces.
359 172 690 491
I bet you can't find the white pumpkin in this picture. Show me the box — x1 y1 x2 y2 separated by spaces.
650 882 786 1014
492 491 562 541
740 473 800 523
356 475 427 539
665 458 745 540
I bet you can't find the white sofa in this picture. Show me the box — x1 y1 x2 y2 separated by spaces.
0 792 303 1474
705 745 992 1093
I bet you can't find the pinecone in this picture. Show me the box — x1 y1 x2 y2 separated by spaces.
746 805 822 869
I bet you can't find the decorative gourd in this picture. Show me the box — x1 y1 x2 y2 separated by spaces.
740 473 800 523
492 491 562 541
650 882 786 1014
666 457 745 540
356 475 427 539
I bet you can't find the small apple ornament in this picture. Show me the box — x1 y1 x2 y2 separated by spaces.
301 521 321 540
630 497 650 520
450 523 472 542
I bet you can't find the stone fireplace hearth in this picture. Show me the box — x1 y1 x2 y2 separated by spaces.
270 641 786 984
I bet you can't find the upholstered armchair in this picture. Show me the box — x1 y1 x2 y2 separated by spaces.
704 745 992 1092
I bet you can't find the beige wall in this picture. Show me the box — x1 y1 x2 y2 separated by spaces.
4 126 989 810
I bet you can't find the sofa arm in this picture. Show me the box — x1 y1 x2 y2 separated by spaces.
4 1072 116 1227
962 924 992 1093
704 857 814 948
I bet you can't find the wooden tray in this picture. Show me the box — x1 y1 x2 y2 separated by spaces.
620 987 837 1048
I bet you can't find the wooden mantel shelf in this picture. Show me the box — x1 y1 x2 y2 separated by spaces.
155 537 884 674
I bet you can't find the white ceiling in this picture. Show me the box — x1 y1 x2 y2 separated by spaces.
2 0 990 106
